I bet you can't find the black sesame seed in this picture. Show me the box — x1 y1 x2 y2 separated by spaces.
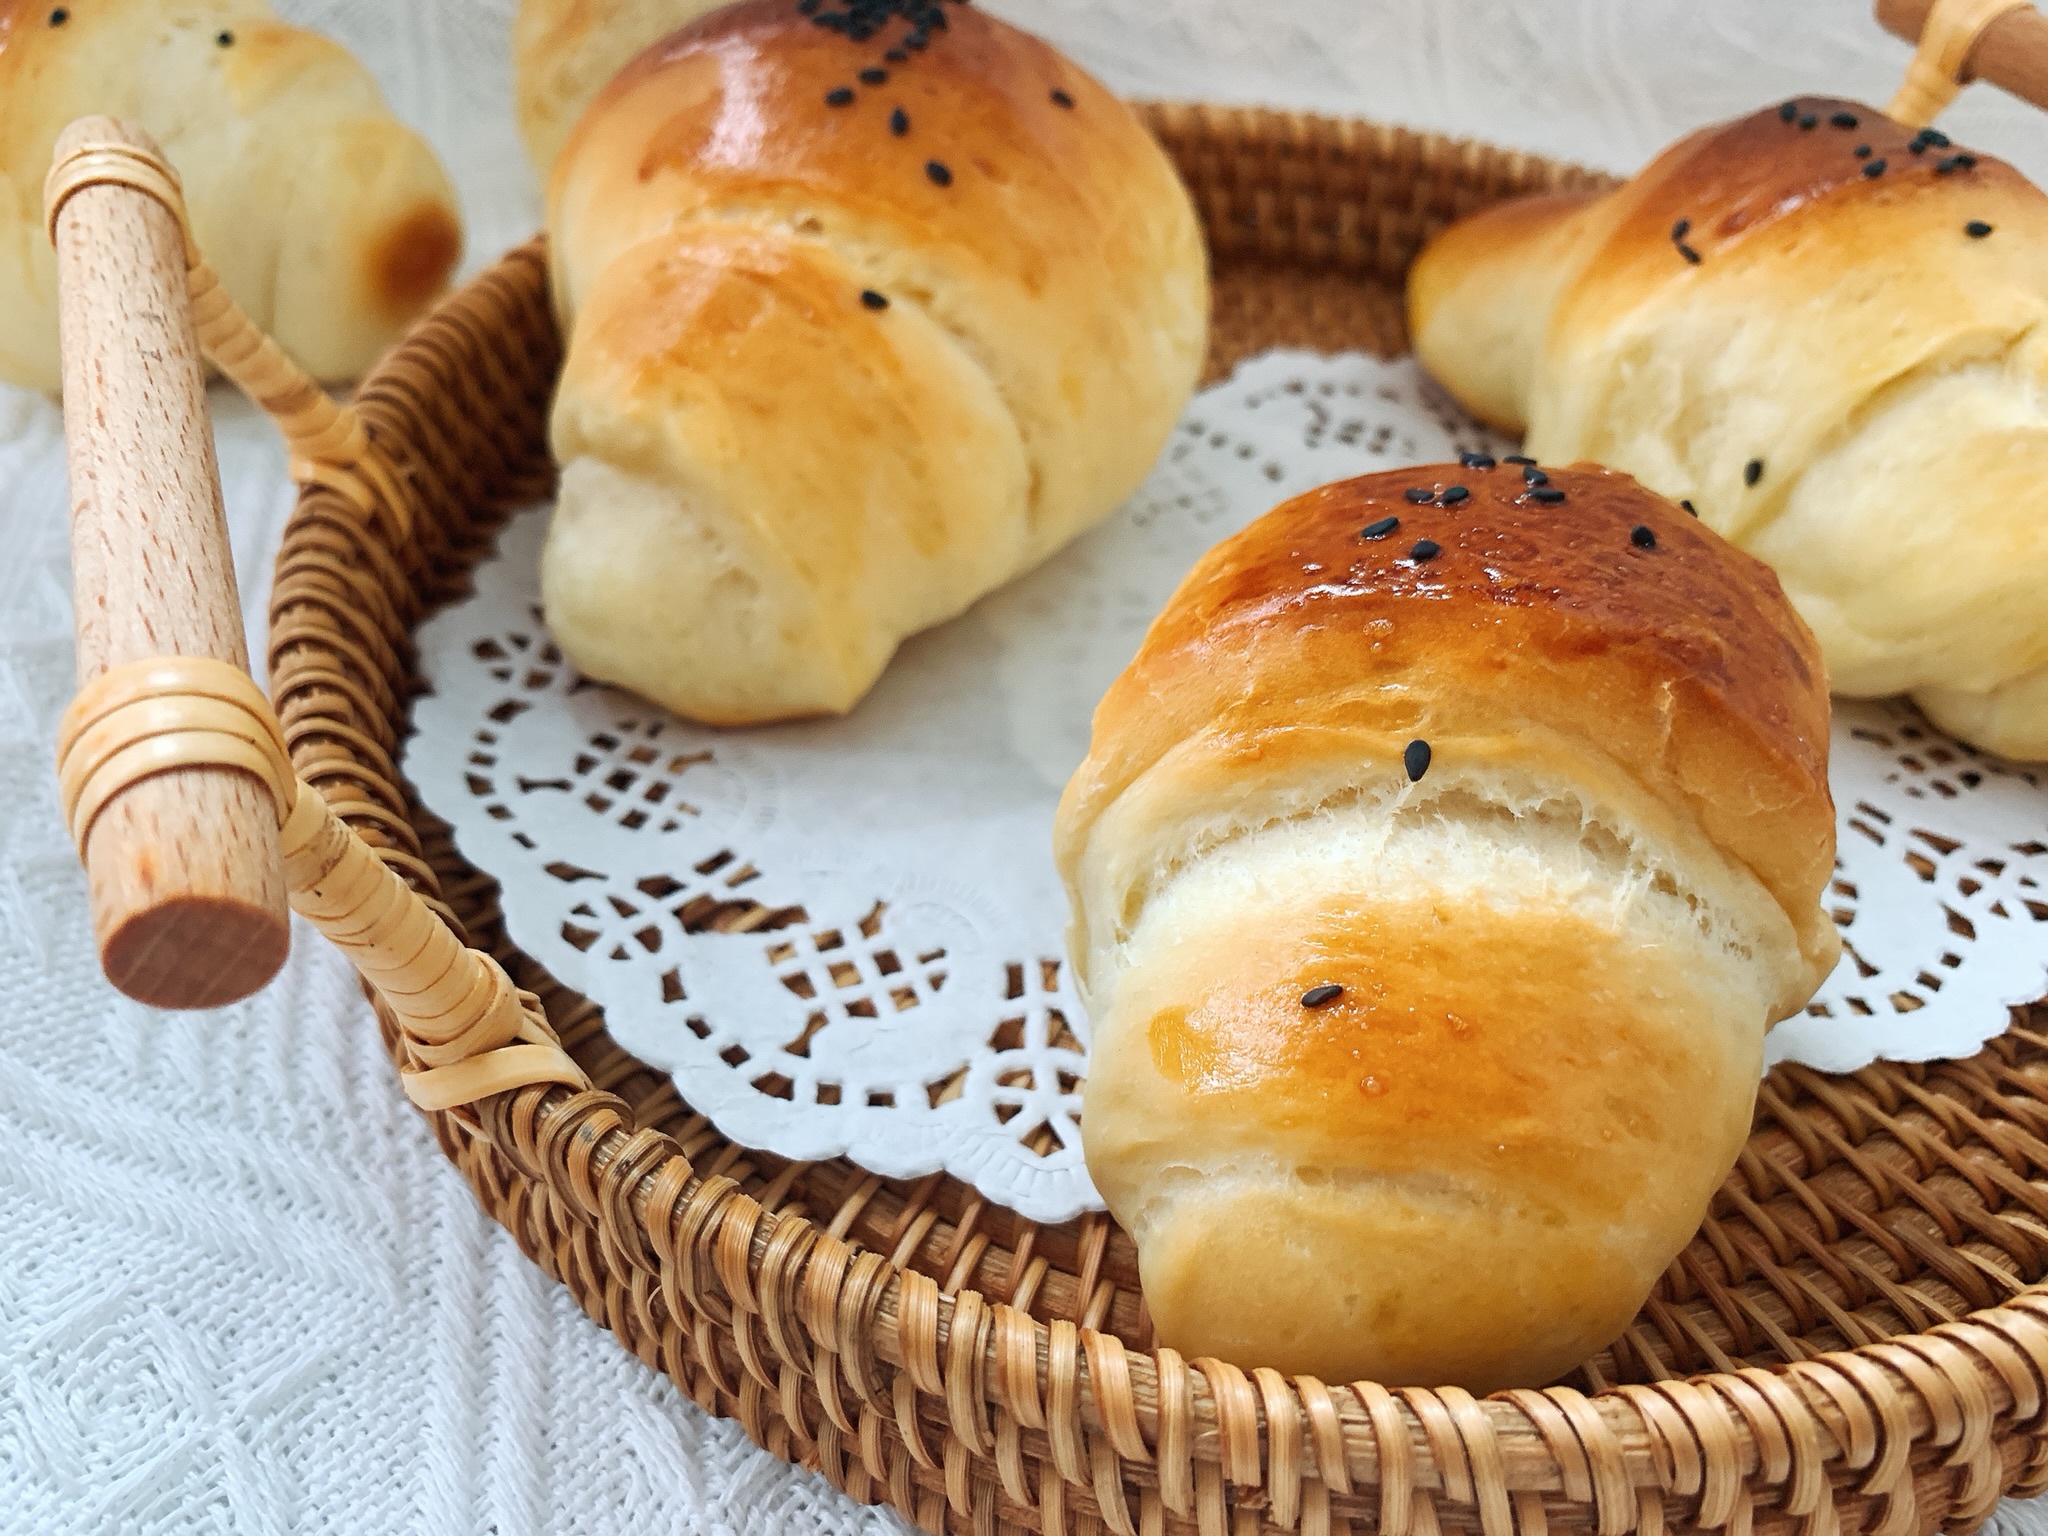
826 87 856 106
1924 128 1953 149
905 30 928 47
1439 485 1470 505
1854 144 1871 159
1301 983 1344 1009
1459 452 1495 468
1677 243 1703 265
1051 88 1075 108
48 4 66 20
1744 458 1764 486
1779 100 1799 123
1936 156 1964 175
1799 114 1818 130
860 289 889 310
1361 516 1400 540
1831 111 1858 128
1671 218 1691 240
1967 220 1993 238
1404 739 1433 782
1631 524 1657 549
215 28 234 44
1862 158 1887 178
1403 487 1433 504
1504 454 1536 465
1409 539 1442 562
1523 466 1548 485
1527 486 1566 504
890 108 909 135
885 47 908 61
1680 499 1698 517
925 159 953 186
800 0 822 12
847 23 873 40
860 67 888 84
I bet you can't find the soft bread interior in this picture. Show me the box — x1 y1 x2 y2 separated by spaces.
1078 764 1785 1391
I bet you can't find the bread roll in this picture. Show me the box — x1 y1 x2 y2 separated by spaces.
541 0 1208 725
513 0 726 180
0 0 461 395
1055 462 1838 1391
1408 99 2048 760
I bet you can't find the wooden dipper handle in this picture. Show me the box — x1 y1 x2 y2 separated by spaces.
1877 0 2048 113
52 116 290 1009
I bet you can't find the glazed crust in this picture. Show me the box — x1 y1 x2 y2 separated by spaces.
1058 461 1837 982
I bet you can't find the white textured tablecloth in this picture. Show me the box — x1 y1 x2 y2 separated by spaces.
3 2 2046 1531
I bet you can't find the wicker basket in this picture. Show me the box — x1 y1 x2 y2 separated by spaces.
232 103 2048 1536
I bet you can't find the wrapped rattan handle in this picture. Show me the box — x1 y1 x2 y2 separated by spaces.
49 116 291 1009
1878 0 2048 120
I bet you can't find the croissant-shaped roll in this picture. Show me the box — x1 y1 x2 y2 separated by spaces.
1055 463 1839 1391
1408 99 2048 760
0 0 462 394
539 0 1208 725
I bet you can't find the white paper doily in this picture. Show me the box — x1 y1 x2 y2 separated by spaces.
408 349 2048 1223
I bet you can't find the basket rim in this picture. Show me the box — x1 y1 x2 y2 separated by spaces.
265 100 2048 1535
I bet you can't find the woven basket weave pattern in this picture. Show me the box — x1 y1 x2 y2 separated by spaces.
264 104 2048 1536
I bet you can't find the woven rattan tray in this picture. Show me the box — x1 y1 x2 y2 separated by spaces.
258 105 2048 1536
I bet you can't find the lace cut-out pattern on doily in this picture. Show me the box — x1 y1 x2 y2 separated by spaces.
409 349 2048 1222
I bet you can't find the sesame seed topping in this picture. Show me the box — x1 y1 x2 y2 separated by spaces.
1671 218 1691 240
1527 486 1566 504
1854 144 1871 159
1404 739 1432 782
1301 983 1344 1009
216 28 233 44
925 159 953 186
1361 516 1400 540
1936 152 1978 174
1677 243 1703 265
1967 220 1993 238
1504 454 1536 466
886 47 907 61
890 107 910 134
1631 524 1657 549
1459 452 1495 468
1403 487 1433 504
861 289 889 310
1831 111 1858 128
1779 101 1799 122
1409 539 1442 563
1862 158 1887 178
906 29 928 47
1745 459 1764 486
1799 114 1818 130
826 87 856 106
48 5 66 20
1523 466 1548 485
800 0 821 10
1051 88 1075 108
860 67 888 84
1439 485 1470 505
1680 499 1698 516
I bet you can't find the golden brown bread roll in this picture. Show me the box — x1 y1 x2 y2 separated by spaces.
541 0 1208 725
1054 462 1839 1391
1408 98 2048 760
0 0 462 395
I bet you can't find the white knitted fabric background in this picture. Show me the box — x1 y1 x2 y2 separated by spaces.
2 1 2046 1532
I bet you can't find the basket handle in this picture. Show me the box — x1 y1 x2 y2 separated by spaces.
48 116 292 1009
1877 0 2048 121
44 116 593 1112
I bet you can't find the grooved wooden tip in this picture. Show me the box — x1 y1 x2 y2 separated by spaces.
101 896 291 1010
